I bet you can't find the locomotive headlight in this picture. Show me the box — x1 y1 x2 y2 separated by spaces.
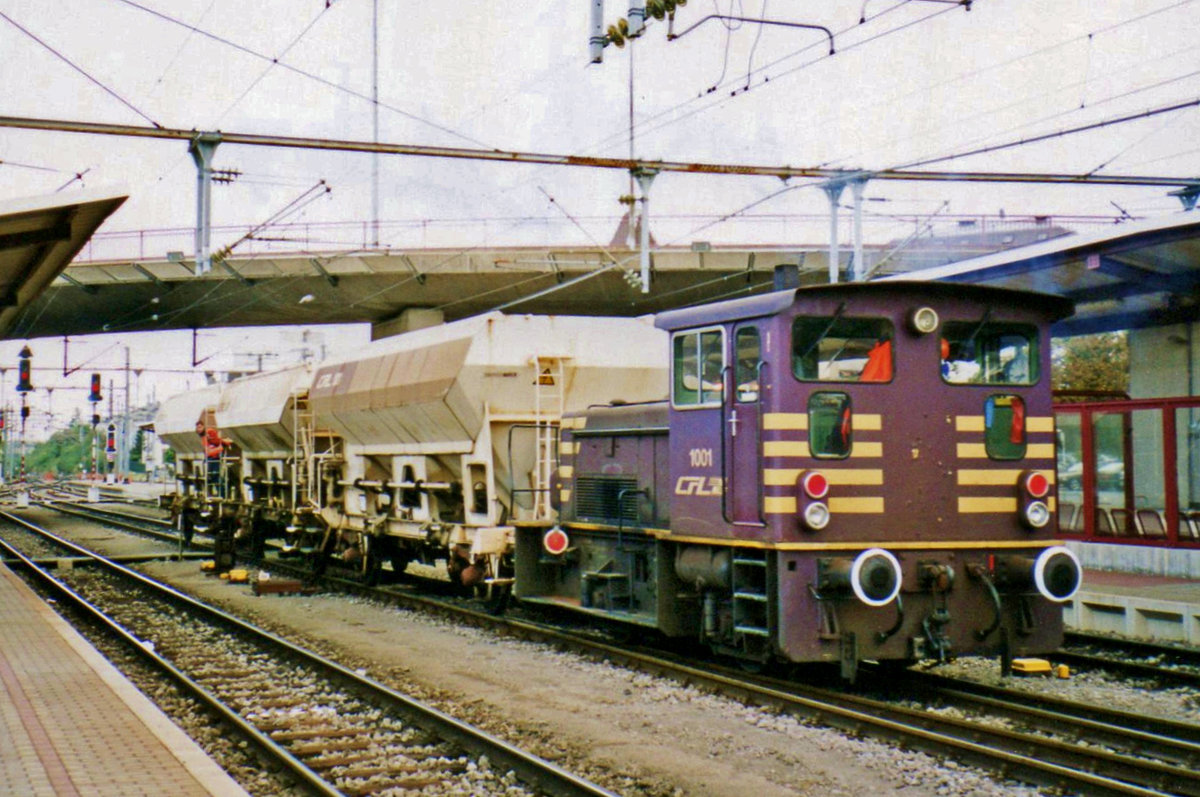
1022 500 1051 529
803 501 830 531
908 306 940 335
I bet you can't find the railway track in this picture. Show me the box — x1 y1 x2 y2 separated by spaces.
24 499 1200 796
0 510 616 797
1062 631 1200 689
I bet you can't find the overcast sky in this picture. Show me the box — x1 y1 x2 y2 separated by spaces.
0 0 1197 432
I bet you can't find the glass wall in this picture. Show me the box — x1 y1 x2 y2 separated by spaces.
1055 397 1200 547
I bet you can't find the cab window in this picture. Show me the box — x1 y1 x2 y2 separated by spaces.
809 392 852 458
673 328 725 407
985 394 1026 460
941 321 1038 385
792 316 893 382
735 327 761 403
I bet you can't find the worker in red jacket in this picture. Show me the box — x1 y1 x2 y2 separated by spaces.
195 421 232 494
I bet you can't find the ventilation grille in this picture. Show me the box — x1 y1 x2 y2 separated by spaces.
575 476 640 523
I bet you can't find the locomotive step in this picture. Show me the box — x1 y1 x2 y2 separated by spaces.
734 625 771 637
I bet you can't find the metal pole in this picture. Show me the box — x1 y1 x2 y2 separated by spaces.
589 0 606 63
852 179 866 281
371 0 380 247
823 182 846 284
189 134 221 275
121 346 131 479
0 371 5 485
635 169 657 293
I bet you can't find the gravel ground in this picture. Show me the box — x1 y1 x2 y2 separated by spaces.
135 560 1044 797
933 655 1200 725
21 507 1196 796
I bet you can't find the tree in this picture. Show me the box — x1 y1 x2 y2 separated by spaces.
1052 332 1129 396
128 428 146 474
27 422 94 477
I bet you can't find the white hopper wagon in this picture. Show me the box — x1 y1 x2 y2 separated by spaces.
154 384 222 492
153 384 224 544
214 365 314 553
215 364 312 506
304 312 667 585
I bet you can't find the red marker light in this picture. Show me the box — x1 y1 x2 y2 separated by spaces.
802 471 829 500
1025 471 1050 499
543 527 570 556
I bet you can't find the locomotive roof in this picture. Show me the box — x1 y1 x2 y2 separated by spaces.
653 281 1074 331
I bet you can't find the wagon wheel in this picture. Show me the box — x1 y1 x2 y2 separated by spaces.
360 535 383 586
178 511 195 554
480 553 514 616
389 551 413 582
307 530 333 578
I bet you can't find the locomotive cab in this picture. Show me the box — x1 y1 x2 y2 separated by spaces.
526 281 1080 679
655 281 1079 677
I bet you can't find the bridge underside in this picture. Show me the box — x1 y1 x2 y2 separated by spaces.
19 246 841 339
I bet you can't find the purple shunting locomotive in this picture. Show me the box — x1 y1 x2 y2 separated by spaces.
516 281 1082 679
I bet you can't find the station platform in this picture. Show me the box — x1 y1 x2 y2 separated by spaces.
0 563 248 796
1065 564 1200 645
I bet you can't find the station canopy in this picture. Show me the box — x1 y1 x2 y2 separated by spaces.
0 189 126 339
890 212 1200 337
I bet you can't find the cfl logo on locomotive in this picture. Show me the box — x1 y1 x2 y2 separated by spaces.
675 475 723 496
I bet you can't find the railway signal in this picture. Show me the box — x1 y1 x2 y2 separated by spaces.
16 346 32 393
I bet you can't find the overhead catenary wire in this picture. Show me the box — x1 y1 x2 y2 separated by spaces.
0 10 160 128
212 4 334 127
570 0 918 163
824 41 1200 172
817 0 1197 168
148 0 218 94
112 0 491 149
894 96 1200 171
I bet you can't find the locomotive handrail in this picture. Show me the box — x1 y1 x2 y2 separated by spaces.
615 488 650 554
720 364 732 526
725 358 769 529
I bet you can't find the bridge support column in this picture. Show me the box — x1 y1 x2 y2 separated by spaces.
822 181 846 284
634 168 658 293
189 133 221 276
851 178 868 281
372 307 445 340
